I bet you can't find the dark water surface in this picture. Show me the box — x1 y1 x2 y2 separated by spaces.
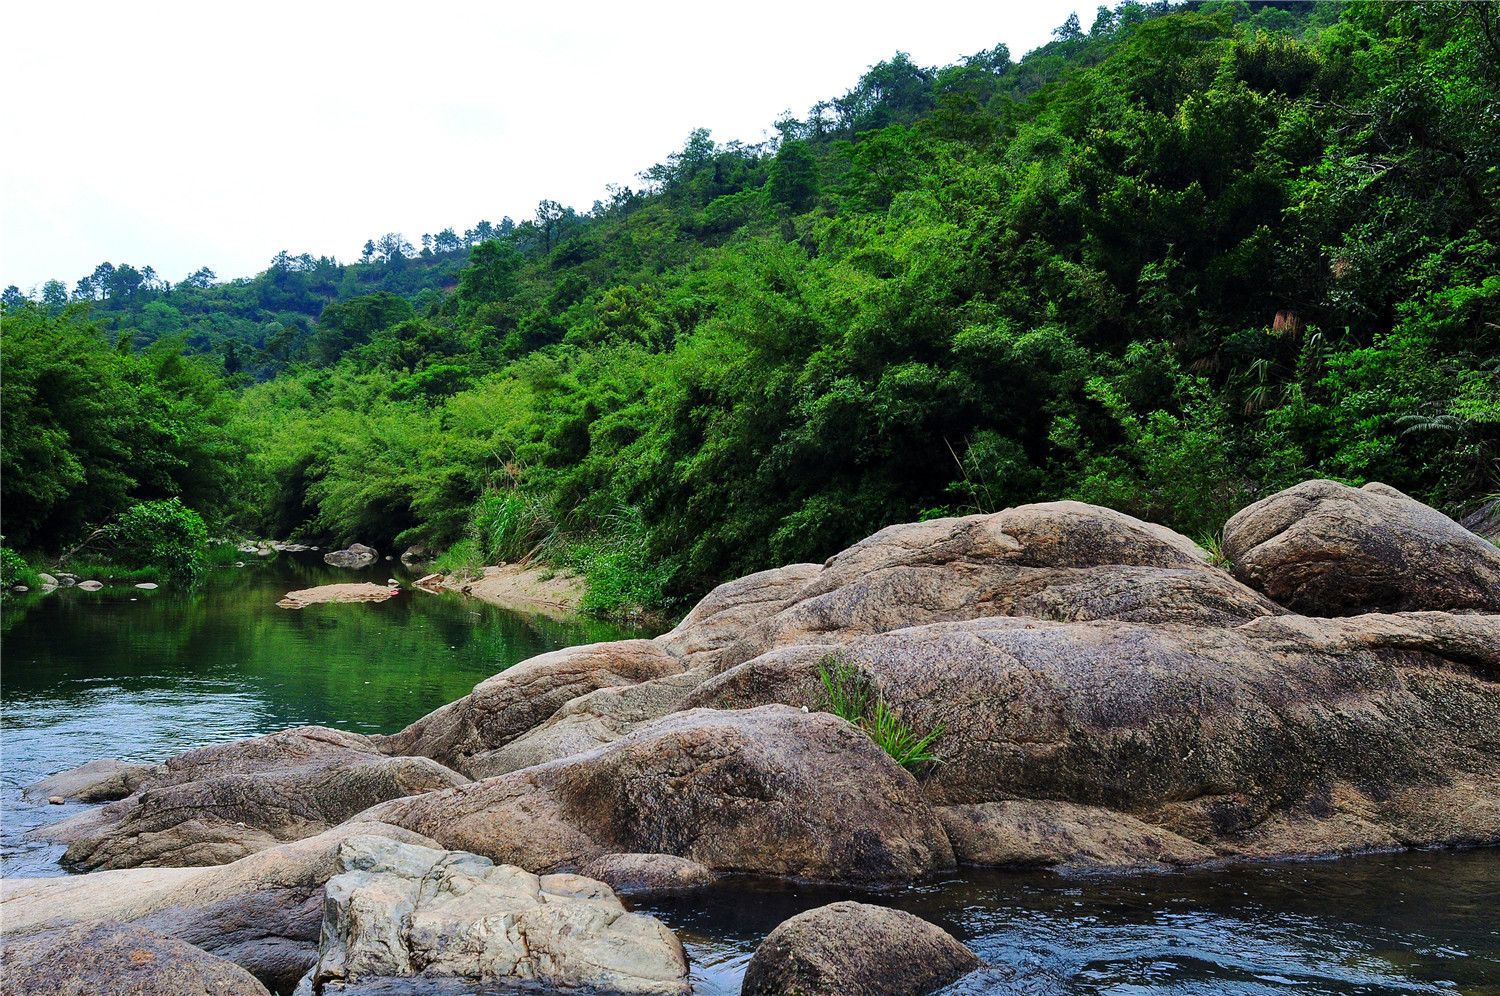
634 852 1500 995
2 558 1497 994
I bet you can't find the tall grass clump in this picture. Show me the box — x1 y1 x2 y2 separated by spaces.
472 490 553 564
817 654 945 771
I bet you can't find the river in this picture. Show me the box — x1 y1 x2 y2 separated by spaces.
2 555 1496 994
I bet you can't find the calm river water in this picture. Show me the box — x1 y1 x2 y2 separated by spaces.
2 556 1496 994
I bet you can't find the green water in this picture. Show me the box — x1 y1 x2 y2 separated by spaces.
0 553 637 877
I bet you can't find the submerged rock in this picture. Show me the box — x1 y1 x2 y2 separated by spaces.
304 835 689 995
1224 479 1500 614
276 582 396 609
323 544 379 569
741 901 979 996
0 923 272 996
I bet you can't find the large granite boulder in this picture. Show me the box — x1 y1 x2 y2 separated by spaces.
362 705 955 883
1223 480 1500 614
29 491 1500 898
324 544 379 569
690 611 1500 862
36 727 466 871
379 640 686 776
1 823 437 994
711 501 1283 672
303 835 689 995
0 923 272 996
740 901 979 996
376 501 1282 779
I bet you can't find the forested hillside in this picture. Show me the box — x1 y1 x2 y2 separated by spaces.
4 0 1497 613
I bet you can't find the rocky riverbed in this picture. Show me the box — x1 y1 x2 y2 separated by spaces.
5 479 1497 995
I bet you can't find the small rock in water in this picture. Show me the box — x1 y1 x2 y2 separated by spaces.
234 561 246 568
323 543 378 569
76 580 104 591
135 582 158 590
12 585 29 592
47 796 65 805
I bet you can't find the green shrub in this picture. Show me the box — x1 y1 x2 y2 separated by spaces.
106 498 210 585
1 547 42 590
570 506 673 617
817 655 945 771
65 560 163 584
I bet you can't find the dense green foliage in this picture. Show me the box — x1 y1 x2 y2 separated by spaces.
104 499 212 584
4 1 1497 612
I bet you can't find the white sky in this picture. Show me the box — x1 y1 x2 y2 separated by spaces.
1 0 1087 290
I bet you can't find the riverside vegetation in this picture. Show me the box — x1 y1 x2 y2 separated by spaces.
3 1 1498 615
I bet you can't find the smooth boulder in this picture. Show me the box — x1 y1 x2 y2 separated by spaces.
44 727 467 870
691 611 1500 862
1223 479 1500 614
305 835 689 995
713 501 1282 671
741 901 979 996
24 758 160 803
380 640 687 776
0 923 272 996
323 543 379 569
363 705 955 883
578 853 718 894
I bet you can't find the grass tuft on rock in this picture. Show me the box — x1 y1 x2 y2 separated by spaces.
817 655 945 771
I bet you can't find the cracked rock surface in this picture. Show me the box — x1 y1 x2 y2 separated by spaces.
301 835 689 995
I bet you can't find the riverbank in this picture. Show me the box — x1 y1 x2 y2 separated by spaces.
428 562 587 618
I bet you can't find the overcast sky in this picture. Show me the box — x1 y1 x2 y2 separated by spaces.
1 1 1087 290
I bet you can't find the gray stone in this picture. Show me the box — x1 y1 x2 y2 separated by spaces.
306 835 689 995
741 901 979 996
1224 479 1500 614
324 544 379 569
0 922 272 996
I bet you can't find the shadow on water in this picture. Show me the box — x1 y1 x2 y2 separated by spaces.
0 553 638 877
4 556 1499 994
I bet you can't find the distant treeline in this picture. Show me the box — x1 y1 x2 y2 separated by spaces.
4 0 1496 613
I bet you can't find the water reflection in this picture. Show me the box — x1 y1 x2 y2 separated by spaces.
0 554 637 877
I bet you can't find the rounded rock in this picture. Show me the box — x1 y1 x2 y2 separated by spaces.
741 901 979 996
